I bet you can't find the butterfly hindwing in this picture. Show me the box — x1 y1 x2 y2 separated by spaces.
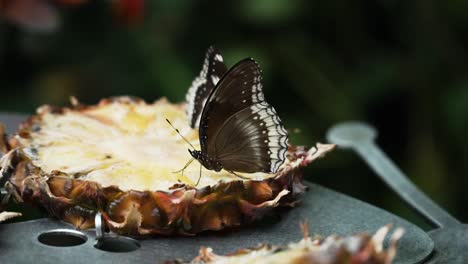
199 59 288 173
186 46 227 128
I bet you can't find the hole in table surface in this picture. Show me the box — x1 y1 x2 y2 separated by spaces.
38 229 88 247
94 236 141 253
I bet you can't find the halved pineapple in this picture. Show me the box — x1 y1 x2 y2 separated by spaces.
186 225 403 264
0 96 334 235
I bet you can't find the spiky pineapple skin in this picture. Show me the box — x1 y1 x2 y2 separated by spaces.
1 97 331 235
183 225 403 264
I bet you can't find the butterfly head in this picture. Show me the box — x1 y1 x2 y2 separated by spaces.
189 149 223 172
188 149 200 159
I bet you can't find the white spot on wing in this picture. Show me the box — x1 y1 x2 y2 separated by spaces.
215 54 223 62
211 76 220 85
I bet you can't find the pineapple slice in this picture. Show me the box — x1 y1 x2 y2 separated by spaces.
186 225 403 264
0 97 334 235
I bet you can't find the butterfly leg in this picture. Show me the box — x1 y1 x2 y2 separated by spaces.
173 158 195 178
227 170 250 180
195 163 203 186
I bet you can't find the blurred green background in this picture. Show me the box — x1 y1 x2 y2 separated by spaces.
1 0 467 230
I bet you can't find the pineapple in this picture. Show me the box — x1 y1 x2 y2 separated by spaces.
183 225 403 264
0 124 21 223
0 96 334 235
0 211 21 222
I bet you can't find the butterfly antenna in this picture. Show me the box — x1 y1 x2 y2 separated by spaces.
165 118 196 150
173 158 195 173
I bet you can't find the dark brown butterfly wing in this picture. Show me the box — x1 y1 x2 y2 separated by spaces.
199 59 288 173
186 46 227 128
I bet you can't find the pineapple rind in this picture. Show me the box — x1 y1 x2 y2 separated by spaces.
185 225 403 264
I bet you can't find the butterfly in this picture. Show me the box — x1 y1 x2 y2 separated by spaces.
183 48 289 176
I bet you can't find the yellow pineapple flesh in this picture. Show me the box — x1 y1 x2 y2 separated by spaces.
22 98 278 191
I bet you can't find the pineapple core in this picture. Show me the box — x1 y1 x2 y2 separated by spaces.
19 100 276 191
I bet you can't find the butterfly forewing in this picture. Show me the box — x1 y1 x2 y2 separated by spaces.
199 59 288 173
186 46 227 128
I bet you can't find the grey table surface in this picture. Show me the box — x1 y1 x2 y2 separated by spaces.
0 113 433 263
0 183 433 264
